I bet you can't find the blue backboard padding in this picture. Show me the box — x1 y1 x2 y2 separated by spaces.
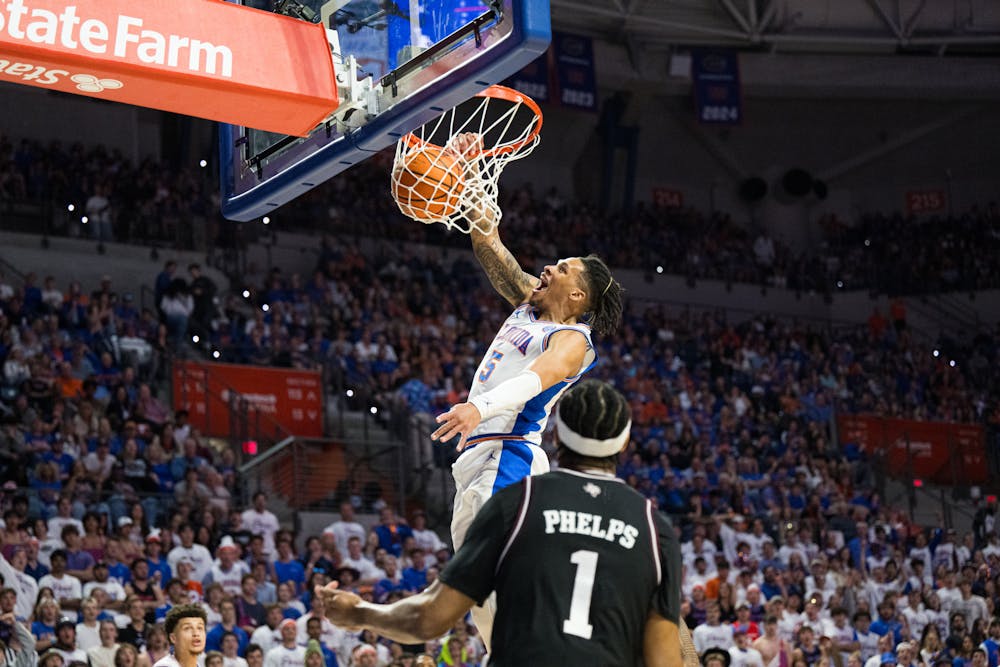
220 0 551 222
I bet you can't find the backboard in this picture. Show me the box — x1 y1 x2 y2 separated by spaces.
219 0 551 222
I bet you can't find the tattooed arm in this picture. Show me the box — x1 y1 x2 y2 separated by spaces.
449 131 538 307
470 225 539 307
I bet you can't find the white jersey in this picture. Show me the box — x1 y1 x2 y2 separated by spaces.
465 305 596 448
856 629 881 662
39 572 83 605
241 509 280 556
730 646 766 667
322 520 367 557
84 580 127 603
250 625 281 653
205 561 251 597
153 655 206 667
168 544 213 582
264 646 305 667
823 620 857 663
693 623 736 654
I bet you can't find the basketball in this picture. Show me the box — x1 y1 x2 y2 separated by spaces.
392 146 465 222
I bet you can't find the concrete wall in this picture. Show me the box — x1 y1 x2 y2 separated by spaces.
0 231 227 301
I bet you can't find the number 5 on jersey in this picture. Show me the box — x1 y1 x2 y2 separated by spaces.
478 349 504 382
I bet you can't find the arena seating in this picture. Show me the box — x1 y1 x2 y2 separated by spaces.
1 133 999 667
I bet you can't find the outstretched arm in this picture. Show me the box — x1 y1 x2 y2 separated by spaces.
316 580 474 645
431 329 589 449
470 225 538 307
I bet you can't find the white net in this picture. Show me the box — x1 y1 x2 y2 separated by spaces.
391 86 542 234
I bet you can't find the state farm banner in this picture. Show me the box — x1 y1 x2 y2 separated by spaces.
174 361 324 439
837 414 987 484
0 0 337 135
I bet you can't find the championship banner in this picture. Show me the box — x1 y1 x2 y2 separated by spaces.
173 361 324 439
552 31 596 111
691 49 742 125
506 51 550 104
837 414 987 484
0 0 337 136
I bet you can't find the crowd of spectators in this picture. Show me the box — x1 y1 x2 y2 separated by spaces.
4 134 1000 297
2 132 1000 667
0 263 476 666
0 135 214 245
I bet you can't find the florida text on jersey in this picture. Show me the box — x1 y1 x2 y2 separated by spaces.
465 304 597 448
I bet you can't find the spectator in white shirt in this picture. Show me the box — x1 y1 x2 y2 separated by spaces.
221 632 249 667
52 620 89 664
321 502 367 557
82 441 117 485
694 604 736 655
47 498 84 540
85 620 120 667
0 548 38 622
241 494 280 558
338 537 384 585
75 597 103 650
409 512 447 556
730 629 766 667
249 606 282 654
38 550 83 613
265 619 305 667
168 524 213 583
83 563 127 611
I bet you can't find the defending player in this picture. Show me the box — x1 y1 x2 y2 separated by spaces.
320 380 682 667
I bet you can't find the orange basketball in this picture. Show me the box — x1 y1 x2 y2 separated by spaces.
392 146 464 222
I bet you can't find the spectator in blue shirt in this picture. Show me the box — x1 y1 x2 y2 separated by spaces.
871 601 904 644
372 508 413 559
170 438 207 481
373 557 406 603
272 539 304 593
206 599 248 654
401 548 428 593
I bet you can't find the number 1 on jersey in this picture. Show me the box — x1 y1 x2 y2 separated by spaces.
563 550 598 639
478 349 504 382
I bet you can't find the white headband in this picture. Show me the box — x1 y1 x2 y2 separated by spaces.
554 411 631 457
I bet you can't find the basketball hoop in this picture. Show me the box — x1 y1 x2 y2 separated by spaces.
391 85 543 234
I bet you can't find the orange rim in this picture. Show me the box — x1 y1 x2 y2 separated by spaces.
402 84 543 157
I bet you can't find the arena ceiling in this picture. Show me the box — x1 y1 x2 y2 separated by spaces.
550 0 1000 57
548 0 1000 98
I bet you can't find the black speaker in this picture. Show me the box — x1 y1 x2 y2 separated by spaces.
782 168 813 197
739 177 768 203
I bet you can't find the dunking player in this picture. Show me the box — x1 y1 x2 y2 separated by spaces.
320 380 682 667
429 133 624 648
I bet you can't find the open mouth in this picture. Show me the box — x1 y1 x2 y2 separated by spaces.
533 275 549 293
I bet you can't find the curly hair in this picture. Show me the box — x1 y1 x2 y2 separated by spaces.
555 379 631 468
579 254 623 337
164 603 207 639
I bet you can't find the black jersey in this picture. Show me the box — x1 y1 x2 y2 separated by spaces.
439 468 682 666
